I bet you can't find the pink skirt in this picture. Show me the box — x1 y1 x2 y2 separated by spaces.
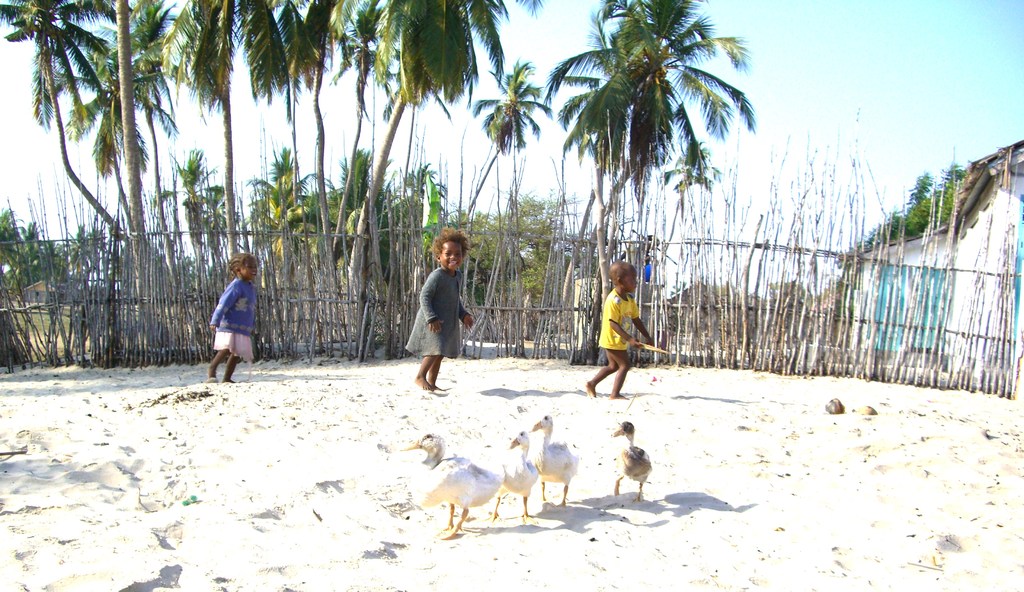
213 331 254 362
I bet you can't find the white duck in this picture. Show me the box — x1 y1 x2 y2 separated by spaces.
491 430 539 523
403 433 502 539
612 421 653 501
530 415 579 506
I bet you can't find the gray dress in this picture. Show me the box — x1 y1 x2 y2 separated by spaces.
406 268 469 358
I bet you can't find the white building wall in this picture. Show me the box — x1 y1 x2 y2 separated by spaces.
949 171 1024 382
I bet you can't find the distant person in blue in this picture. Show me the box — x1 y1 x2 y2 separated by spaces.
406 228 475 392
643 256 653 283
208 252 258 383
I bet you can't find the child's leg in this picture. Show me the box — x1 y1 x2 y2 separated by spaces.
415 355 441 390
208 349 230 381
426 357 443 388
586 349 623 397
222 354 242 383
606 349 631 400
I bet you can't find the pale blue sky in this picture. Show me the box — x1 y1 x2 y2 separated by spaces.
1 0 1022 237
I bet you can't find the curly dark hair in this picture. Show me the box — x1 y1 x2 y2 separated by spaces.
431 228 470 256
228 252 257 275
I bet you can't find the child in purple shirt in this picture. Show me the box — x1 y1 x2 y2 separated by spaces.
208 252 258 383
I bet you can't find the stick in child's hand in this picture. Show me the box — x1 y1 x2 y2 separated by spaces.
638 343 669 354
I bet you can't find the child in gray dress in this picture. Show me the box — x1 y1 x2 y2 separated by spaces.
406 228 475 391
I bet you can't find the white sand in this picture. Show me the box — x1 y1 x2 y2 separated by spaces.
2 355 1023 591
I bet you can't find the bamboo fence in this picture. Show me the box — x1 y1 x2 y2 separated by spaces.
1 161 1020 398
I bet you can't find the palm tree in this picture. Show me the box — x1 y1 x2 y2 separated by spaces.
347 0 544 355
470 59 551 216
279 0 349 239
665 141 718 194
77 4 176 221
0 0 118 230
176 149 222 260
275 0 316 232
601 0 755 191
330 0 380 260
549 0 755 286
132 0 178 270
546 14 627 289
249 146 316 247
331 148 371 241
75 41 141 219
164 0 288 254
0 209 22 278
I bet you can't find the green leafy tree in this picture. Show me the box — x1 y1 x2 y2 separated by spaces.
249 146 317 257
468 194 561 305
176 149 223 259
881 164 965 243
0 209 22 281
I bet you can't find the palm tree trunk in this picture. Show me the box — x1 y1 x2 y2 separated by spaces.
468 150 498 220
289 80 301 231
593 167 610 290
349 99 406 360
332 84 368 262
147 112 176 273
42 56 116 231
116 0 146 241
222 88 239 254
312 61 330 237
113 161 131 223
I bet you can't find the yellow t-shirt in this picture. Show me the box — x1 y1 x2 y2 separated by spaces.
599 290 639 350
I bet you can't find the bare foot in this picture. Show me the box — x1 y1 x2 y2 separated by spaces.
415 377 435 391
205 377 218 384
585 383 597 398
429 383 450 392
222 379 235 384
608 393 629 401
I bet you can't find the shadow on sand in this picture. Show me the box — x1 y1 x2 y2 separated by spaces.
477 388 579 400
483 491 756 535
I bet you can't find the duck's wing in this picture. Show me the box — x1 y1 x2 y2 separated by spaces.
503 457 540 496
537 442 579 481
459 462 503 507
620 446 653 481
415 456 474 507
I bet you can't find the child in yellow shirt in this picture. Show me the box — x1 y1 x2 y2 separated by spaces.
585 261 653 400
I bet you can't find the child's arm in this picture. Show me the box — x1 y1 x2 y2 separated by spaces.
633 317 653 345
458 300 473 329
421 272 442 333
609 317 652 348
210 282 240 331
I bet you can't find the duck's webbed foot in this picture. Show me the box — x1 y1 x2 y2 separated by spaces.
437 527 460 540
